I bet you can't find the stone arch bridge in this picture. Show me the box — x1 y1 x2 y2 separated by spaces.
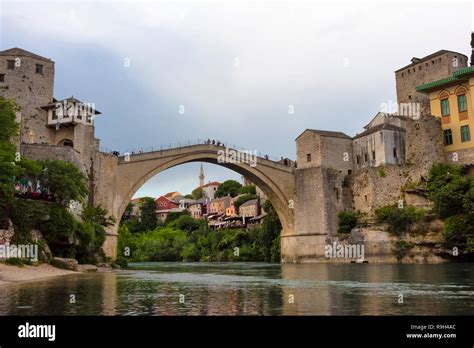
96 143 297 260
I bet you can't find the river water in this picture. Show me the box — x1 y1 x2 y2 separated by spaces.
0 263 473 315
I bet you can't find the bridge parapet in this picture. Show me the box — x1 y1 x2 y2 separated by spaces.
115 143 295 172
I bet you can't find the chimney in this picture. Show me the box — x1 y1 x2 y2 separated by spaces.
471 32 474 66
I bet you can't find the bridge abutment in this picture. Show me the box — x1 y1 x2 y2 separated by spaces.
281 166 347 262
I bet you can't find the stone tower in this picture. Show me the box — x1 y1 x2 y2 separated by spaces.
0 48 101 172
395 50 468 115
0 48 55 148
199 163 205 187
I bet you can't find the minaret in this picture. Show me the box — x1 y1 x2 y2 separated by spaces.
199 163 205 187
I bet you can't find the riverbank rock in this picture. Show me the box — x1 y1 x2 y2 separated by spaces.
77 264 98 273
51 257 78 271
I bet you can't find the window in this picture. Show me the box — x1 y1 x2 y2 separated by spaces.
306 153 311 162
356 155 360 165
372 150 376 160
461 125 471 142
441 98 450 116
393 148 397 158
35 64 43 74
62 139 74 147
457 94 467 113
444 129 453 145
7 60 15 70
364 153 368 162
0 74 4 83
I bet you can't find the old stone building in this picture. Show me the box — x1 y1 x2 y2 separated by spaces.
395 50 467 114
239 198 260 218
353 112 406 169
295 129 353 173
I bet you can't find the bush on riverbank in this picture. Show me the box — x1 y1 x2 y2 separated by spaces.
375 205 425 236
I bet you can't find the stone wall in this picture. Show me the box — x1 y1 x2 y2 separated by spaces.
20 143 86 173
320 136 353 174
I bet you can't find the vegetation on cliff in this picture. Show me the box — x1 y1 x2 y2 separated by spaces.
337 211 359 234
374 205 426 236
426 163 474 252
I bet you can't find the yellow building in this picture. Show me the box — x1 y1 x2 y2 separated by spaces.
416 66 474 163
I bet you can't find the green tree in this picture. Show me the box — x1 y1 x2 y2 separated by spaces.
239 185 256 195
215 180 242 198
192 187 203 199
259 200 281 262
427 163 469 219
170 215 205 232
0 97 21 205
82 205 115 227
184 194 193 199
139 197 157 231
37 159 88 206
337 211 358 234
165 210 190 224
40 204 77 253
426 163 474 251
124 202 133 216
375 205 425 236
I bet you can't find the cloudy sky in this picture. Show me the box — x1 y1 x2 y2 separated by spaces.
1 0 472 198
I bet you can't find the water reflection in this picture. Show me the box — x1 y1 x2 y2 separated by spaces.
0 263 473 315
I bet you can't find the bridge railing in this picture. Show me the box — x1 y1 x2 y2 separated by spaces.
100 139 286 162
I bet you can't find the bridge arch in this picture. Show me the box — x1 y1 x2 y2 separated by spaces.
112 144 295 238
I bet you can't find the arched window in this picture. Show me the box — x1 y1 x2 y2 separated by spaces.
455 86 468 113
438 91 450 117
